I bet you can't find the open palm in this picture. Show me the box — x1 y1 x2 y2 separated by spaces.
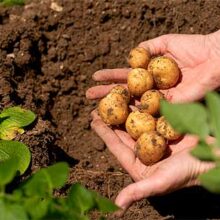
87 32 220 103
91 111 214 212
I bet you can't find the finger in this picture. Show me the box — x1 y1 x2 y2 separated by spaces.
114 129 135 150
169 135 198 154
86 83 127 99
90 111 136 173
92 69 130 82
115 171 166 211
138 34 172 56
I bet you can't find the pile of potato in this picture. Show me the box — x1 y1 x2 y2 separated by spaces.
98 47 181 166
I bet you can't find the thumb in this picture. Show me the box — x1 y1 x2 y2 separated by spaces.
138 34 172 56
115 172 167 211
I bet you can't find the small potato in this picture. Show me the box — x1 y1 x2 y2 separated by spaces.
140 90 164 115
125 111 156 140
156 116 181 140
127 68 154 97
128 47 151 69
135 131 167 166
98 93 128 125
110 85 130 103
148 56 180 89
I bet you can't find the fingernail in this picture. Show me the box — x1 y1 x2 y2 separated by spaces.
92 70 103 80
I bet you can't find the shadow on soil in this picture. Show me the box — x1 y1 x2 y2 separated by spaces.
149 187 220 219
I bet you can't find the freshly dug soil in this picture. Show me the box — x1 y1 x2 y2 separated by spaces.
1 0 220 219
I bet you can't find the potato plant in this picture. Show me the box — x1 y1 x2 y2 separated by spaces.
0 107 118 220
161 91 220 194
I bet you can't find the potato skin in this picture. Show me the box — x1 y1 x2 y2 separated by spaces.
140 90 164 115
98 93 128 125
110 85 130 104
127 68 154 97
128 47 151 69
148 56 180 89
125 111 156 140
156 116 181 140
135 131 167 165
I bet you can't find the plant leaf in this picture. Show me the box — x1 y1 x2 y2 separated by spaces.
191 141 216 161
0 107 36 140
0 199 28 220
160 100 209 139
23 162 69 197
206 92 220 147
67 183 95 214
0 159 17 187
0 140 31 174
94 193 118 213
24 197 50 219
199 166 220 193
0 0 25 6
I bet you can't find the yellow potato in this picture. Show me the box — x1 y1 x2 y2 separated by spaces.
135 131 167 166
156 116 181 140
148 56 180 89
125 111 156 140
98 93 129 125
128 47 151 69
110 85 130 104
127 68 154 97
140 90 164 115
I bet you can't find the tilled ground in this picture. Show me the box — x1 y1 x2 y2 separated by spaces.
1 0 220 219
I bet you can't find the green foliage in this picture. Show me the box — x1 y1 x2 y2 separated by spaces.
199 167 220 193
160 92 220 194
160 101 209 139
0 140 31 174
0 162 118 220
206 92 220 147
0 0 25 6
0 107 36 140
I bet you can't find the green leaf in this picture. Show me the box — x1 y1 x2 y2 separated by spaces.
24 197 50 219
23 162 69 197
0 199 28 220
43 197 89 220
67 184 118 215
94 193 118 213
191 142 216 161
67 183 95 214
0 0 25 6
160 100 209 139
199 167 220 193
0 107 36 140
0 159 17 187
0 140 31 174
206 92 220 147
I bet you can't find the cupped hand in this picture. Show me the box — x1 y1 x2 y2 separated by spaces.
91 111 215 212
86 31 220 103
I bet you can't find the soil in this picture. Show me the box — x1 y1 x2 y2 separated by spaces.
0 0 220 219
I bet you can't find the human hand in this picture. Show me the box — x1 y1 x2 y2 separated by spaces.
86 30 220 103
91 111 215 213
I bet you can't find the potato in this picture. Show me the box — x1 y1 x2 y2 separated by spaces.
128 47 151 69
140 90 164 115
98 93 128 125
135 131 167 165
110 85 130 103
127 68 154 96
125 111 156 140
148 56 180 89
156 116 181 140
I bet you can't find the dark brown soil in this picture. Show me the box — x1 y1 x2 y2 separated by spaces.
1 0 220 219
